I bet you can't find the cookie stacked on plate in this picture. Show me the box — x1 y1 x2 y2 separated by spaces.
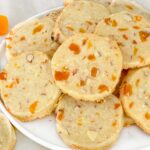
0 0 150 149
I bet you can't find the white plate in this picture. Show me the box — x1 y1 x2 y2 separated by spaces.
1 3 150 150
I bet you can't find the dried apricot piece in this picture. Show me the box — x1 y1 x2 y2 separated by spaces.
139 31 149 42
57 109 64 121
0 15 9 35
111 74 116 81
0 72 7 80
80 80 86 86
69 43 80 54
91 67 98 77
123 83 132 96
122 34 128 40
129 102 134 108
29 101 38 114
136 79 140 87
88 54 96 61
55 71 70 81
98 85 109 93
114 103 121 109
145 112 150 120
32 25 43 34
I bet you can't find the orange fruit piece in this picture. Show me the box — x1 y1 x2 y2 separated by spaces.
0 15 9 36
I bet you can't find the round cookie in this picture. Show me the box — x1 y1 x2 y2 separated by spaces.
56 95 123 150
53 0 110 43
0 113 16 150
95 11 150 69
109 0 150 21
6 15 59 59
64 0 112 7
51 34 122 101
0 51 61 122
120 67 150 134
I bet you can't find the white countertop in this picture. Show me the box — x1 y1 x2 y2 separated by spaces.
0 0 150 150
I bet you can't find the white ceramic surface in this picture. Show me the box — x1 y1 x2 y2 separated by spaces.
1 1 150 150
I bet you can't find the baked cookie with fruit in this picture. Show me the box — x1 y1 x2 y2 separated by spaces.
120 67 150 134
0 51 61 121
51 34 122 101
95 11 150 69
56 95 123 150
53 0 109 43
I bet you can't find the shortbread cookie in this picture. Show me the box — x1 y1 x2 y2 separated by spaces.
56 95 123 150
6 15 59 59
0 113 16 150
53 0 109 43
120 67 150 134
0 51 61 122
95 11 150 69
109 0 150 21
64 0 112 7
51 34 122 101
124 114 135 127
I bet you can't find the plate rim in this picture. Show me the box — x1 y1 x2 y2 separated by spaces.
0 5 70 150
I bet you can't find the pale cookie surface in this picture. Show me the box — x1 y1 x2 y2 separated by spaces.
124 114 135 127
120 67 150 134
46 8 63 22
53 0 110 43
6 16 59 59
109 0 150 21
51 34 122 101
0 113 16 150
64 0 112 7
95 11 150 69
0 51 61 122
56 95 123 150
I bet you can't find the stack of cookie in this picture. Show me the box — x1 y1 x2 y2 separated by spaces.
0 0 150 149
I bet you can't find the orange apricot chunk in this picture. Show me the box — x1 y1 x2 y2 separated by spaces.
0 15 9 36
